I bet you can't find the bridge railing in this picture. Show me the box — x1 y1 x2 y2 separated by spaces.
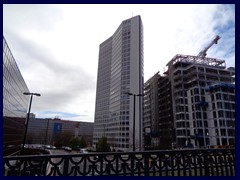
3 148 235 176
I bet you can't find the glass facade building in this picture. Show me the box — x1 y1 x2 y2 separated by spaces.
3 36 29 155
93 15 144 152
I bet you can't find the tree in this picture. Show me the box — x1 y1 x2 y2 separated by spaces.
69 136 87 149
96 137 111 152
53 132 72 147
79 136 87 148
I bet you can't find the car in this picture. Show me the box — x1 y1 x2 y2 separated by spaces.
80 149 88 154
62 146 72 152
44 145 56 149
44 145 51 149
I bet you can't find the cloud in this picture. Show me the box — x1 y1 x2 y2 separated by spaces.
3 4 63 33
3 4 235 122
37 111 86 119
4 31 96 119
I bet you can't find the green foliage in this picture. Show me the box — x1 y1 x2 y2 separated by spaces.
96 137 111 152
79 136 87 148
53 132 72 147
69 136 87 149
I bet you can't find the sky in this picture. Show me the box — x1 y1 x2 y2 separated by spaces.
3 4 235 122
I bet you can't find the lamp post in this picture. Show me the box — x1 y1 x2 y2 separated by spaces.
22 92 41 151
124 92 143 151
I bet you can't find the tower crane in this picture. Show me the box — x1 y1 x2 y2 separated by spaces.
197 35 220 58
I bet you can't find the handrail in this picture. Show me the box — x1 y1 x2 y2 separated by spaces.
3 148 235 176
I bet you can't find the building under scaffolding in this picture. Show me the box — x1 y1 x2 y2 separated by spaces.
166 54 235 148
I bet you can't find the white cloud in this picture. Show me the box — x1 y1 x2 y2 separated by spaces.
3 4 235 122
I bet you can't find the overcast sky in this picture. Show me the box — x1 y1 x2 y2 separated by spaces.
3 4 235 122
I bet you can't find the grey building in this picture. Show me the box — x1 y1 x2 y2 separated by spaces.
93 15 144 152
14 117 94 146
3 36 30 155
143 72 174 150
167 54 235 148
144 54 235 150
158 72 174 149
143 72 160 149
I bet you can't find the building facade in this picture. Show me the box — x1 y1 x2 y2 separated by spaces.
93 15 144 152
143 72 160 149
7 117 94 147
143 54 235 150
158 73 174 149
26 118 94 146
167 54 235 148
143 72 174 150
3 36 30 155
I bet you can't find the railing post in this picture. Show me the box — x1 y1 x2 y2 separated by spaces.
41 158 49 176
203 150 209 176
63 158 69 176
144 154 149 176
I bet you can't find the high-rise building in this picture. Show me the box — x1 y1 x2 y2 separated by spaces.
143 72 160 149
167 54 235 148
3 36 30 155
143 72 174 150
158 73 174 149
93 15 144 152
144 54 235 150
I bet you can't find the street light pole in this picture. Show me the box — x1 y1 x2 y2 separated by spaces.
124 92 143 151
22 92 41 151
132 94 136 152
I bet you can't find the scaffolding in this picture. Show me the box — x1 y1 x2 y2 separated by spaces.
167 54 226 68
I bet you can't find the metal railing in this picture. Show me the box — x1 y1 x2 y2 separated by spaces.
3 148 235 176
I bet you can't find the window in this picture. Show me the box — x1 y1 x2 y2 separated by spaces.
217 102 223 109
211 94 215 101
218 111 224 118
216 93 222 100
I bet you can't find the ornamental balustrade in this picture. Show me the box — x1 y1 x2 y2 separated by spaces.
3 148 235 176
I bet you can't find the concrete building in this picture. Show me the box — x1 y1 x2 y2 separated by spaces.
143 72 174 150
201 83 235 148
3 36 30 156
26 118 94 146
167 54 235 148
93 15 144 152
158 72 174 149
144 54 235 150
8 117 94 147
143 72 160 149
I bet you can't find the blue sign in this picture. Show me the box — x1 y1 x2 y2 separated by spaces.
53 123 62 134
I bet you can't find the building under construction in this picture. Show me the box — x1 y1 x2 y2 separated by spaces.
167 54 235 148
143 35 235 149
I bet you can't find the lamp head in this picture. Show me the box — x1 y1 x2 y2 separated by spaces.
124 92 133 96
23 92 41 96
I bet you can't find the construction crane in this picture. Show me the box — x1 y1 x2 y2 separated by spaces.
197 35 221 58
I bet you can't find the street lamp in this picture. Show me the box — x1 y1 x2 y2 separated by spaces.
124 92 144 151
22 92 41 151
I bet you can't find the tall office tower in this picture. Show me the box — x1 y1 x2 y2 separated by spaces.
93 15 144 152
167 54 235 149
